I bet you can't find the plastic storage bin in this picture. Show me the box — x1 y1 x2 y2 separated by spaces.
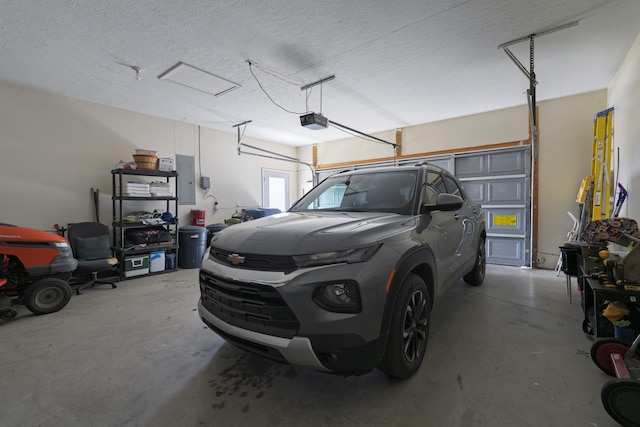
241 208 281 221
165 253 175 270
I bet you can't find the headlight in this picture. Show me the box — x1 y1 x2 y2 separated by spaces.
54 241 73 258
313 281 361 313
293 245 380 268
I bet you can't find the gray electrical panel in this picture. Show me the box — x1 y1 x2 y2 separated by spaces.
176 154 196 205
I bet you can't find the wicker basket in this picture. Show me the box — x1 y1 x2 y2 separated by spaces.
134 149 157 156
133 154 158 170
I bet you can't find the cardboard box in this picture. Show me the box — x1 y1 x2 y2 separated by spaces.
158 157 174 172
124 254 149 277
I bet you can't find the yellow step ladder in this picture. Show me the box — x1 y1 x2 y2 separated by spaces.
591 107 614 221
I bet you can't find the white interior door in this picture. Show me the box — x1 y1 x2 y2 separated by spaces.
263 169 290 212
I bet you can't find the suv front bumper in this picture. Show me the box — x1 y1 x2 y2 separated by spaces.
199 298 387 375
198 251 396 375
199 299 329 371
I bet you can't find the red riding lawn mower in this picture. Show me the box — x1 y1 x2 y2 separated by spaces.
0 223 78 321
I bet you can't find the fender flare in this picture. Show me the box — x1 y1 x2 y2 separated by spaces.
378 245 436 338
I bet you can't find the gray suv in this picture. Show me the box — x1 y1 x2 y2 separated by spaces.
198 163 486 378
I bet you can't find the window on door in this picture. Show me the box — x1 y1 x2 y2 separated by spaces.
263 169 290 212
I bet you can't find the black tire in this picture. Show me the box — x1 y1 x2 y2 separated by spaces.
601 378 640 427
23 278 72 315
582 318 594 335
590 337 640 376
380 273 431 379
464 237 485 286
1 308 18 321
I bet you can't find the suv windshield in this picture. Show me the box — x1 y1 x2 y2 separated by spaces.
290 170 418 215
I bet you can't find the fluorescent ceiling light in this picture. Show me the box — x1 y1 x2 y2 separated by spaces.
158 62 241 97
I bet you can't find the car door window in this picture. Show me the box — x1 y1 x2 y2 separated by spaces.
443 175 462 198
422 172 447 204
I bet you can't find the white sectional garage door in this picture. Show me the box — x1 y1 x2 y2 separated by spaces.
453 148 531 267
316 146 532 267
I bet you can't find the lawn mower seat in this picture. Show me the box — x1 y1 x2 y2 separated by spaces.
67 222 119 295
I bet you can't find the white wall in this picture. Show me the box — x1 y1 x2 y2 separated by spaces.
403 106 530 153
537 91 607 267
608 32 640 220
0 82 297 230
295 145 316 198
314 106 531 166
197 126 299 222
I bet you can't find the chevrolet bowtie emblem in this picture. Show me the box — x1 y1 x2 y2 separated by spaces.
227 253 246 265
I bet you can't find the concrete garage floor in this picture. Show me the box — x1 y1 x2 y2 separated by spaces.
0 265 623 427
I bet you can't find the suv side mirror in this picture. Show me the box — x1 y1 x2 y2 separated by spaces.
422 193 464 212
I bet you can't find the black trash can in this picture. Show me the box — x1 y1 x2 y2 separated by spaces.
206 223 229 244
559 244 581 276
178 226 209 269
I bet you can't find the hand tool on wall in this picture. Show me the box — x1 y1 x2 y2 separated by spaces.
613 183 628 217
91 188 100 223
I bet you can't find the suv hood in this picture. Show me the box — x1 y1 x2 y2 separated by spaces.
211 212 415 255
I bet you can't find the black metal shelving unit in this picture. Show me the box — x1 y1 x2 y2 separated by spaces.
111 168 179 279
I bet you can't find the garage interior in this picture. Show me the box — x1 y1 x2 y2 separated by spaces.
2 1 640 426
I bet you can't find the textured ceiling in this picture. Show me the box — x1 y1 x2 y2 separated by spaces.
1 0 639 146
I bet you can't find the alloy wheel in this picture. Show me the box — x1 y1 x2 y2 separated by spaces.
403 290 428 363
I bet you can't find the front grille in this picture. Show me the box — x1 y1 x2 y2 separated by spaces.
209 247 297 273
200 271 300 339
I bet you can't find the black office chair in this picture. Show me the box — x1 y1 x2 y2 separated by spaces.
67 222 119 295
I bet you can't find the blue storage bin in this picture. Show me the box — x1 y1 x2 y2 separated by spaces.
241 208 281 221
